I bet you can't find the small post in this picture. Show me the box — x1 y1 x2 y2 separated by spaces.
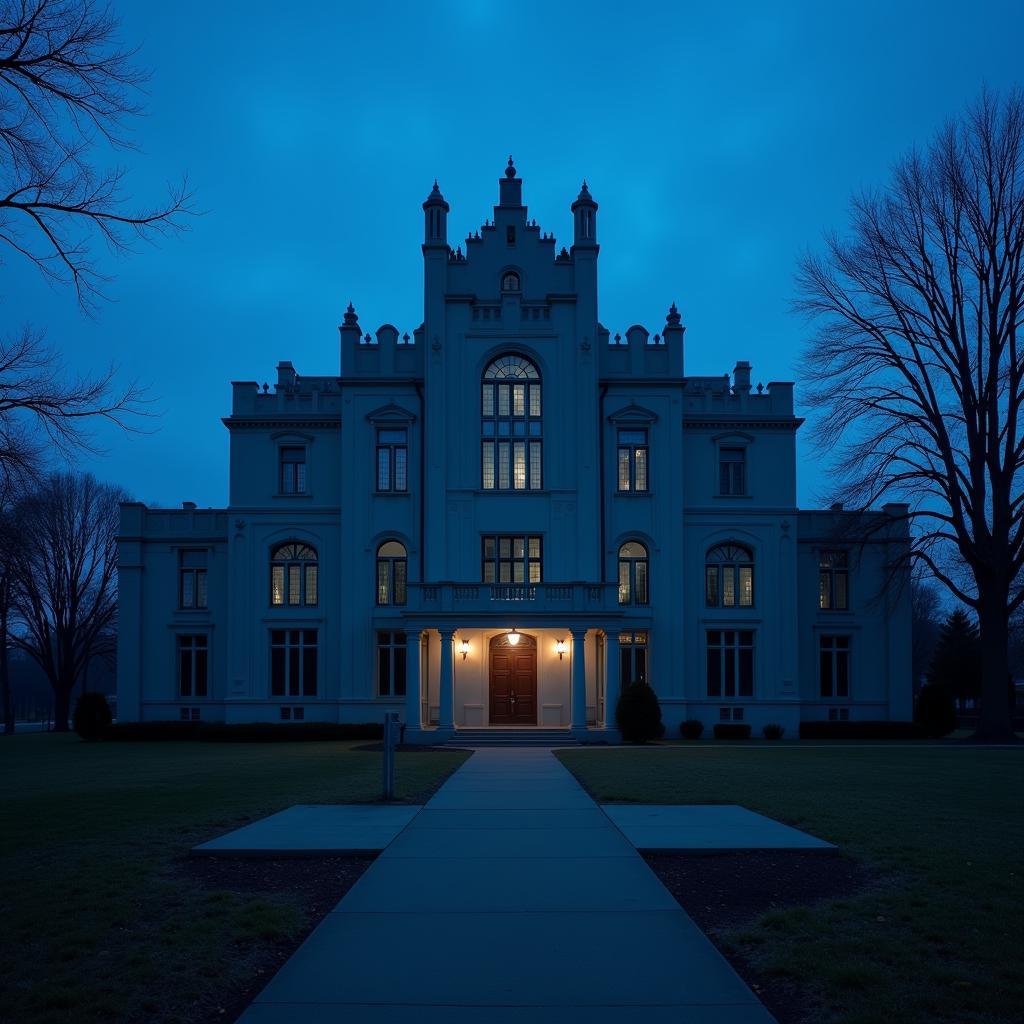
382 711 399 800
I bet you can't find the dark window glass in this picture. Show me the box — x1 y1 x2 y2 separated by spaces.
270 630 317 698
819 635 851 698
280 446 307 494
719 447 746 496
706 630 754 697
618 631 649 686
819 551 849 610
179 550 208 610
178 635 209 697
377 631 408 696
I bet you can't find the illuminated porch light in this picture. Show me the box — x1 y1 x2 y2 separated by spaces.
555 639 567 660
507 627 521 646
459 639 470 660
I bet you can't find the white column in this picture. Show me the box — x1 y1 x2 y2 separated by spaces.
404 631 421 729
571 628 588 730
604 630 621 729
438 627 455 731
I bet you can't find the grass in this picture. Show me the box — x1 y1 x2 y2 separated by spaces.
0 733 469 1024
557 745 1024 1024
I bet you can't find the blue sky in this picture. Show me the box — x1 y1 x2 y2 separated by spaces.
3 0 1020 507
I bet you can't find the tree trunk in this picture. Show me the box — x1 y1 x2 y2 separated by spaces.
973 600 1016 743
53 686 71 733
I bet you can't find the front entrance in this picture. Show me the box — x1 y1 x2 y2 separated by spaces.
489 633 537 724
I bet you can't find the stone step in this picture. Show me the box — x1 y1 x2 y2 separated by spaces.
450 729 581 747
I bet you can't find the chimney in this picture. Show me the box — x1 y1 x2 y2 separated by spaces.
182 501 196 510
733 360 751 394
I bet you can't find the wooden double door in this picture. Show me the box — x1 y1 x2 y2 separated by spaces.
489 633 537 725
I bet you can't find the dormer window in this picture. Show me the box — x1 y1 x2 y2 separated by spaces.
501 271 520 292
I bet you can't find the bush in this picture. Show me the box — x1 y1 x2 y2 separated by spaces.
713 722 752 739
679 718 704 740
762 722 785 740
615 683 665 743
915 682 957 738
799 720 926 740
102 721 383 742
73 692 113 740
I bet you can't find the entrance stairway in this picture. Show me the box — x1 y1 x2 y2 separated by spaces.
448 728 581 748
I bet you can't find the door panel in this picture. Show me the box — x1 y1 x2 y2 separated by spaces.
489 636 537 724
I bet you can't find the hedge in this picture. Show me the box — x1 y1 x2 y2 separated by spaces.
102 721 384 742
799 720 926 740
713 722 752 739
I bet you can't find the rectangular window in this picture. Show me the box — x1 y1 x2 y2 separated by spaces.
719 447 746 496
819 551 849 610
619 631 649 686
377 428 408 492
481 535 542 585
820 635 851 698
280 446 307 494
270 629 318 697
706 630 754 697
179 550 208 610
617 429 649 492
178 635 208 697
376 631 408 697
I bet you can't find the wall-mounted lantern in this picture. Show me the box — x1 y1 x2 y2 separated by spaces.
555 639 567 660
459 639 470 661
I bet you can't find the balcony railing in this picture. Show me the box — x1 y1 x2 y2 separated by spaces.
407 582 620 614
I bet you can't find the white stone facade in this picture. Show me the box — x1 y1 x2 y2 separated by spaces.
116 162 912 740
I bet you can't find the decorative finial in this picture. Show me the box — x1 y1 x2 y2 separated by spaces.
666 302 681 326
505 155 517 178
343 302 358 326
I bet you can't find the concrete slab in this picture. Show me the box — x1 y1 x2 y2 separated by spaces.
425 787 596 810
602 804 834 850
410 807 609 830
192 804 421 856
380 825 635 859
340 855 678 912
245 910 765 1009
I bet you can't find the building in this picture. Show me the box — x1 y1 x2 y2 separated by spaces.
116 160 912 740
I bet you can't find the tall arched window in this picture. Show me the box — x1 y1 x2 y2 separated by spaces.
618 541 649 605
501 270 520 292
481 355 542 490
377 541 407 606
705 543 753 608
271 542 318 606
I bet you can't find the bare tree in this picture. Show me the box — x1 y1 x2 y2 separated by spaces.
0 0 191 310
911 579 942 693
797 89 1023 742
11 470 123 730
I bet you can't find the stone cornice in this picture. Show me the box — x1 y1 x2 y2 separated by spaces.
682 417 804 431
222 416 341 430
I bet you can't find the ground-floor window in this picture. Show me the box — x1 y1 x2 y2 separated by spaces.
619 631 648 685
377 631 407 697
178 635 208 697
819 635 850 697
270 629 318 697
706 629 754 697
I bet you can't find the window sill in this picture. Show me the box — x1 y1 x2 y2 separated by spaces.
475 488 549 496
713 494 753 500
374 490 412 497
273 493 314 500
614 490 653 498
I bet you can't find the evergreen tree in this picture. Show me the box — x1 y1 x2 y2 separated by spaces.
926 610 981 706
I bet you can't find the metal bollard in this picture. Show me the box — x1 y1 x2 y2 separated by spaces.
382 711 399 800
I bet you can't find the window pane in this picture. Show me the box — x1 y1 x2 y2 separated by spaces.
500 538 511 559
820 648 832 697
296 463 307 493
482 443 495 489
739 566 753 607
618 448 630 490
181 571 195 609
819 571 831 609
621 647 633 686
723 567 735 607
395 647 407 696
529 385 541 417
305 565 318 605
498 385 510 416
618 560 631 604
635 647 647 685
179 646 191 697
705 566 718 607
195 648 208 697
196 571 208 609
377 561 390 605
482 385 494 416
394 561 407 605
303 647 317 696
706 646 721 696
513 560 524 583
271 565 285 605
512 384 525 416
835 572 848 610
529 442 541 488
513 442 526 488
738 648 753 696
724 648 735 696
528 561 541 584
378 447 390 490
528 537 541 558
498 442 510 489
378 647 391 696
634 448 647 491
395 447 407 490
836 649 849 696
719 462 730 495
271 646 285 696
288 564 301 605
733 462 745 495
635 561 648 604
483 562 495 583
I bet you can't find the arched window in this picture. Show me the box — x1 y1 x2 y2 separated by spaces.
705 543 753 608
271 542 318 606
377 541 407 606
501 270 520 292
618 541 649 605
481 355 541 490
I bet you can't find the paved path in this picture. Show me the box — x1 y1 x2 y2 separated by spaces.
237 748 776 1023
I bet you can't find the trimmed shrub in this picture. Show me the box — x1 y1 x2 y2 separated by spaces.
713 722 752 740
914 682 957 738
762 722 785 740
102 721 383 742
73 692 113 740
615 683 665 743
799 720 926 740
679 718 704 740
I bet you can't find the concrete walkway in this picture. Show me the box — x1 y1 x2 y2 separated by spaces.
237 749 776 1023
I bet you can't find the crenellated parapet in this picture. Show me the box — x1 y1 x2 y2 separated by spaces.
337 302 424 379
600 302 686 378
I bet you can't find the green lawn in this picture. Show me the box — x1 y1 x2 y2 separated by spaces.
557 745 1024 1024
0 734 468 1024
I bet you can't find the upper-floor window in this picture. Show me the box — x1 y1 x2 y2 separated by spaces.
705 543 754 607
617 429 649 492
482 535 542 584
820 635 850 697
618 542 649 605
819 551 849 610
719 447 746 496
481 355 541 490
179 550 207 609
377 541 407 606
271 542 318 606
377 428 408 492
280 446 307 494
706 629 754 697
502 270 520 290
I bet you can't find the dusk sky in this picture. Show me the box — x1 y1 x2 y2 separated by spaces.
3 0 1020 508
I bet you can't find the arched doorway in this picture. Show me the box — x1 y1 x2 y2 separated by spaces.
489 632 537 725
